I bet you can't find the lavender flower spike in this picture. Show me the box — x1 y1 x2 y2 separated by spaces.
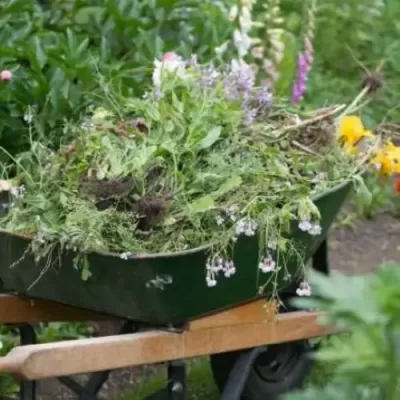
291 0 316 105
291 52 310 105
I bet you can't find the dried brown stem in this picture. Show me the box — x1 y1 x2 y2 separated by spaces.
274 104 346 137
291 140 318 155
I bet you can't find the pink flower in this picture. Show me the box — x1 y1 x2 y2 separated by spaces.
161 52 181 62
0 70 12 82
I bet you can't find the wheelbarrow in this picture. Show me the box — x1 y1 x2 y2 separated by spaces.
0 180 351 399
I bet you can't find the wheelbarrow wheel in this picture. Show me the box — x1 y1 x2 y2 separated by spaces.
210 340 316 399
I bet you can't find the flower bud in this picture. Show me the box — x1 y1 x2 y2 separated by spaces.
0 70 12 82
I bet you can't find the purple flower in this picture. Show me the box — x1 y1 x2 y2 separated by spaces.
256 86 272 107
291 52 312 105
198 65 220 87
298 53 308 71
245 108 257 125
223 60 255 101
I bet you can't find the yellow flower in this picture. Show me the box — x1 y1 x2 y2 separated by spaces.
338 116 373 150
372 139 400 176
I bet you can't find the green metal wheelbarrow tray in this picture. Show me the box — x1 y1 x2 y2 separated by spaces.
0 180 351 325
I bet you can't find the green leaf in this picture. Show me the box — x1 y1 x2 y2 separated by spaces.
198 126 222 150
353 175 373 208
189 195 215 212
59 192 68 206
163 216 177 226
214 175 242 197
73 6 105 25
34 37 47 69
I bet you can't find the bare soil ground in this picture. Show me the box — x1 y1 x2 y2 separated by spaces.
330 212 400 275
33 212 400 399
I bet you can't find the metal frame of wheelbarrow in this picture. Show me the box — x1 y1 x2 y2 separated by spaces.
0 240 331 400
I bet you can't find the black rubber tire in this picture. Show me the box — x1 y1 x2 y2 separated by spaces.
210 340 316 400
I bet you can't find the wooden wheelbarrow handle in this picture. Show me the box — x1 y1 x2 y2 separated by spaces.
0 308 336 381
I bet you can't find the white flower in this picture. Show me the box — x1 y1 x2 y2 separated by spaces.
239 6 253 32
225 205 238 221
223 260 236 277
233 29 252 57
152 52 187 90
296 281 311 297
206 257 235 286
228 5 238 21
259 255 276 273
308 223 322 236
235 218 257 237
267 239 277 250
206 277 217 287
298 220 312 232
24 109 33 124
216 215 225 226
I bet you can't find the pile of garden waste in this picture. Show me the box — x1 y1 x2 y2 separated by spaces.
0 54 392 287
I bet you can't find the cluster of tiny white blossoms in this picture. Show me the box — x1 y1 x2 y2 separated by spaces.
23 106 34 124
10 185 25 199
259 253 276 273
296 281 311 297
215 205 239 226
298 219 322 236
206 257 236 287
234 218 258 237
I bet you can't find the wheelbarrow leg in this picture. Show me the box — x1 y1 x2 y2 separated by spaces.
167 360 186 400
145 360 187 400
220 347 267 400
17 324 37 400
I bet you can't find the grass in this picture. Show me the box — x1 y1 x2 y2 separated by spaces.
115 358 219 400
117 344 337 400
